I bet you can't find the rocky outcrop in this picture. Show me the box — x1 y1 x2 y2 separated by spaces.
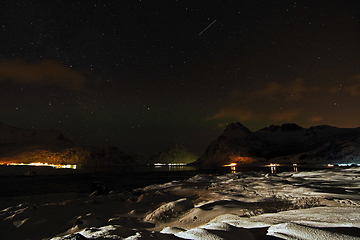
196 122 360 166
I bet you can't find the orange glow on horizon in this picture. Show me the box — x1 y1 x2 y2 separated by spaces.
229 155 254 164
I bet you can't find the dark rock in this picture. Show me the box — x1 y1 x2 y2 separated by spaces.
90 182 110 196
280 123 303 132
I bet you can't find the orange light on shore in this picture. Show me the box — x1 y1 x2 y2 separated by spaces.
268 163 280 167
224 163 237 167
268 163 279 174
224 163 237 173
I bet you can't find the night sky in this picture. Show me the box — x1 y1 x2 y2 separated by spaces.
1 1 360 155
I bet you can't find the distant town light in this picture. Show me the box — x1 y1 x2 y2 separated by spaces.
154 163 187 166
337 163 359 167
1 162 77 169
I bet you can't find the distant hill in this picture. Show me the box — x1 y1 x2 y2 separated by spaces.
135 145 199 165
0 122 135 166
195 122 360 166
0 122 74 151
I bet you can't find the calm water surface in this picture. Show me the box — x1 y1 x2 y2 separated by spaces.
77 164 331 175
0 164 336 198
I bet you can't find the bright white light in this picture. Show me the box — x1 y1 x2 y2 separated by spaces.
154 163 187 166
154 163 166 166
337 163 358 167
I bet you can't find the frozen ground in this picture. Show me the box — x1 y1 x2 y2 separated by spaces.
1 167 360 239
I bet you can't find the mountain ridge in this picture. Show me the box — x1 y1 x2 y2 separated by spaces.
195 122 360 166
0 122 135 166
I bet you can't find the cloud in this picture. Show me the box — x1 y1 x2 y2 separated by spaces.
343 74 360 96
208 78 310 124
253 78 306 101
268 109 301 122
207 107 254 121
345 84 360 96
208 107 301 123
352 74 360 80
0 59 86 89
310 116 323 123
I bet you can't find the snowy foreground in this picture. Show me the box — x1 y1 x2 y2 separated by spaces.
1 168 360 239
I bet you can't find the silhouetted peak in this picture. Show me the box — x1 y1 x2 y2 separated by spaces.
224 122 251 133
259 125 280 132
259 123 303 133
280 123 303 132
173 144 188 151
308 125 333 131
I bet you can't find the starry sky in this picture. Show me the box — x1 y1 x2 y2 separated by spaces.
1 1 360 155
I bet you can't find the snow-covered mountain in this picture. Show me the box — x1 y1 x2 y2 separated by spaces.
0 122 135 166
195 122 360 166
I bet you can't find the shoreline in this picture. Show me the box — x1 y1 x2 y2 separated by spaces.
0 164 355 198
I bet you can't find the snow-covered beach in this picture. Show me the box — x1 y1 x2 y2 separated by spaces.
1 166 360 239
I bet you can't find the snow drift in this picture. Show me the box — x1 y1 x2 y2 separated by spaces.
1 168 360 239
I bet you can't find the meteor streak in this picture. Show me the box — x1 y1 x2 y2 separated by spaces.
199 19 217 35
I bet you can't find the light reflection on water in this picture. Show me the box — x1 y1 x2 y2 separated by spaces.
227 165 314 174
153 165 197 171
77 164 329 174
140 165 300 174
78 164 198 173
